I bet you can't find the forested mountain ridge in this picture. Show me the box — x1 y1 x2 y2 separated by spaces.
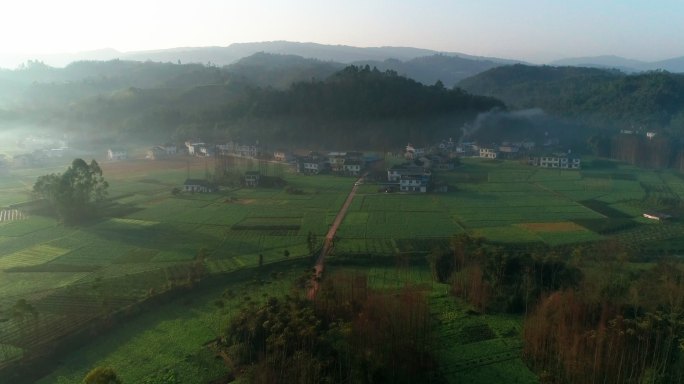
351 54 505 88
550 54 684 73
459 64 684 132
2 64 504 148
220 65 504 119
0 51 511 95
223 53 344 89
0 60 230 109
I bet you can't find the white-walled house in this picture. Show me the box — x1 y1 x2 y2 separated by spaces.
479 147 498 159
107 148 127 161
244 171 260 187
528 154 581 169
343 160 363 176
297 152 327 174
185 141 208 156
387 164 431 193
183 179 215 193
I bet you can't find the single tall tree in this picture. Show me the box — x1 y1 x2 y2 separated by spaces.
33 159 108 223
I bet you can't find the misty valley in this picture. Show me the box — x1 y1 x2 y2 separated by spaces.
1 43 684 384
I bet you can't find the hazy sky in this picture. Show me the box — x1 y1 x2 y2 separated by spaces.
1 0 683 63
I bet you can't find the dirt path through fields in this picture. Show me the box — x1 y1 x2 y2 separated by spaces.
307 175 364 299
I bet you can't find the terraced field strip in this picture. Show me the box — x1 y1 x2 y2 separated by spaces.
612 222 684 248
0 244 70 269
0 209 25 223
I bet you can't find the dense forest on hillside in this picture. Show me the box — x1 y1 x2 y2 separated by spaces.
5 58 684 154
1 62 504 148
459 65 684 134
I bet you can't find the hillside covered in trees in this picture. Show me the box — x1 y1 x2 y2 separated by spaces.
459 65 684 134
1 61 504 148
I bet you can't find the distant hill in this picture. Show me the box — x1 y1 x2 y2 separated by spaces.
0 41 521 70
650 56 684 73
551 55 684 73
352 54 505 88
0 60 230 109
0 51 514 99
0 48 121 69
121 41 521 67
225 52 510 89
550 55 646 73
224 53 344 89
459 64 684 131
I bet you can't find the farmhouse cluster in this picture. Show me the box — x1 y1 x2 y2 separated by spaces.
2 131 583 197
295 151 366 176
408 137 582 170
3 135 70 169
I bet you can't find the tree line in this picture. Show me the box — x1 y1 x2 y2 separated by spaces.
430 234 684 383
3 63 504 149
460 64 684 135
220 270 436 383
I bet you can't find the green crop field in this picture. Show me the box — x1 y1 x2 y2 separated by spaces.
35 261 310 384
333 158 684 255
2 154 684 382
0 158 353 371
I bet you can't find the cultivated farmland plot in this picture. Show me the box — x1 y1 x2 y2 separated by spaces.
1 156 683 374
335 158 684 254
0 159 352 367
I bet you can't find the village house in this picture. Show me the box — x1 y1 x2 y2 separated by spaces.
479 147 498 159
234 143 258 158
343 160 363 176
297 152 327 174
437 138 456 152
518 140 536 151
643 211 671 221
244 171 260 187
183 179 215 193
399 174 429 193
497 144 520 159
185 141 209 157
160 144 177 155
428 154 455 171
404 144 426 160
107 148 127 161
528 153 581 169
273 150 292 162
325 151 365 175
146 147 163 160
455 142 478 156
387 164 431 193
328 152 347 172
216 141 259 158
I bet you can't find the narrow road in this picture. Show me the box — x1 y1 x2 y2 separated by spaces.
307 175 364 299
